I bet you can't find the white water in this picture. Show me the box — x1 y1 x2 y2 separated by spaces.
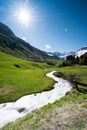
0 71 72 128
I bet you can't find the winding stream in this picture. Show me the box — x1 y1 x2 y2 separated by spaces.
0 71 72 128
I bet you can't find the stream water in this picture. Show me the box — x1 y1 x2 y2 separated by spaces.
0 71 72 128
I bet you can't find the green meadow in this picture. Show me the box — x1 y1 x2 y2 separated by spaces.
0 52 87 130
58 66 87 83
0 52 87 103
2 64 87 130
0 52 56 103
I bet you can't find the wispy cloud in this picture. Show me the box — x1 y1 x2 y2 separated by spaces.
45 44 51 49
22 37 26 41
33 40 37 44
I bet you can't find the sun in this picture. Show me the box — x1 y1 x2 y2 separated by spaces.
9 1 38 28
17 8 31 26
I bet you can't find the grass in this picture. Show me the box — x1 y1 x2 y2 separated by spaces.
0 52 57 103
2 90 87 130
58 66 87 83
0 52 87 130
54 66 87 93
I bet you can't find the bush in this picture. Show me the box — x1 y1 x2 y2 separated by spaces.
46 61 55 66
58 60 73 67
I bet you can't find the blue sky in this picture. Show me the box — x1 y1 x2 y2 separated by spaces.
0 0 87 52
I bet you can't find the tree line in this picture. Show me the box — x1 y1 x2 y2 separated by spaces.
59 52 87 67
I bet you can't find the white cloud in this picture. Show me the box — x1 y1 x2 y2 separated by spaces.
45 44 51 49
33 40 37 44
65 28 68 32
22 37 26 41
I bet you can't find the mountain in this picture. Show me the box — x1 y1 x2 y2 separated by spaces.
46 51 73 59
46 47 87 59
0 22 57 61
46 51 66 59
75 47 87 57
0 22 15 37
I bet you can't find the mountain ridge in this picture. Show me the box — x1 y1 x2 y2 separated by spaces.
0 22 57 61
0 22 15 37
46 46 87 59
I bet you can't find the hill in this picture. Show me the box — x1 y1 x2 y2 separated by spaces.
0 22 57 61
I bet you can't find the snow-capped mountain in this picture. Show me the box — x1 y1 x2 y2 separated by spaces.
46 52 67 59
59 52 75 59
46 51 75 59
75 47 87 57
46 46 87 59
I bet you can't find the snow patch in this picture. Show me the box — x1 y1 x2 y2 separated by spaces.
75 50 87 57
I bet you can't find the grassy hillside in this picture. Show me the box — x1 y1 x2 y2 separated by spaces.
0 52 57 103
2 65 87 130
0 22 58 61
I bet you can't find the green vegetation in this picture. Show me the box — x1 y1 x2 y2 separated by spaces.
0 22 59 62
58 66 87 83
0 52 58 103
59 53 87 67
0 51 87 130
2 90 87 130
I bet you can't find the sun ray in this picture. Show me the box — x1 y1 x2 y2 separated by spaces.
8 1 38 28
16 8 32 26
